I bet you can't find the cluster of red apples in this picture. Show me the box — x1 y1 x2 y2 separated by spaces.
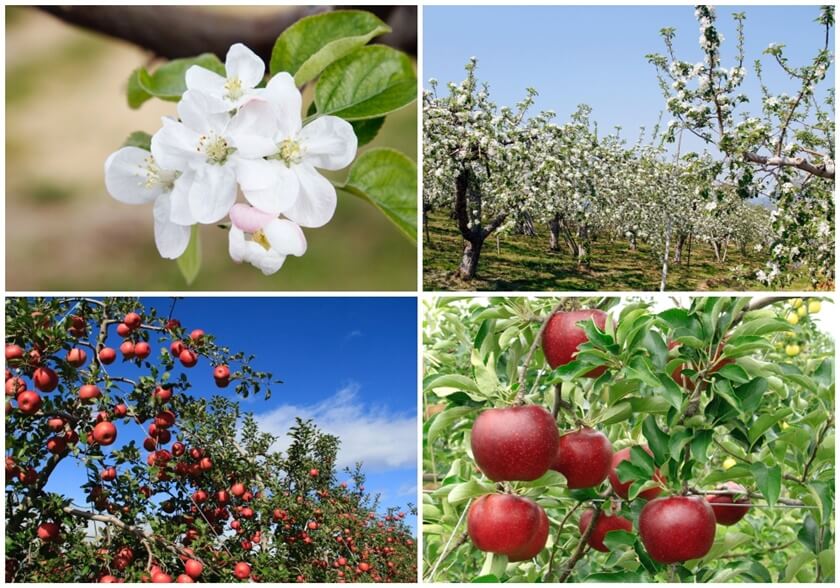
466 310 750 566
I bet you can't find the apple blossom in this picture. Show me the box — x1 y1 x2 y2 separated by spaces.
150 91 277 225
104 147 191 259
185 43 265 113
228 203 307 275
236 72 358 227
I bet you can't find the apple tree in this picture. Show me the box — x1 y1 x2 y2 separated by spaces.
6 297 416 583
423 296 834 582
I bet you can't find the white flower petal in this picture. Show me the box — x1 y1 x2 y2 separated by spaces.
178 91 230 133
153 193 191 259
284 164 337 228
260 72 302 137
237 159 300 214
299 115 358 170
104 147 161 204
225 43 265 89
185 66 227 101
264 218 307 257
228 227 286 275
226 101 279 158
168 172 196 226
187 164 237 224
151 119 201 172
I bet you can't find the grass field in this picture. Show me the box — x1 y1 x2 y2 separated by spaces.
423 212 811 291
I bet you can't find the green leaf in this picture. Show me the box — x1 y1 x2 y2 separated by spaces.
656 372 684 410
642 416 669 465
783 551 815 582
343 147 417 242
714 363 751 384
582 571 643 582
690 429 713 462
351 117 386 146
817 548 834 579
427 406 475 445
176 226 201 285
751 462 781 507
602 529 636 550
471 575 500 583
126 68 151 109
137 53 225 102
315 45 416 120
121 131 152 151
597 401 633 425
798 514 820 553
424 373 485 401
270 10 391 85
748 408 793 447
447 479 495 505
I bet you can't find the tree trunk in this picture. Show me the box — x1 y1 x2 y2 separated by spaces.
548 215 561 251
686 233 693 270
673 234 687 264
423 206 431 246
629 232 638 251
459 239 482 279
660 218 671 292
711 240 721 262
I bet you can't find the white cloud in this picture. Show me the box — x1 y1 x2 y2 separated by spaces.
397 483 418 497
254 384 416 472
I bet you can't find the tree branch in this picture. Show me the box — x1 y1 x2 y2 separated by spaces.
743 151 834 180
37 6 417 64
515 301 565 405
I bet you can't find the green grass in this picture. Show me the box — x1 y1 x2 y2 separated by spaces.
423 211 811 292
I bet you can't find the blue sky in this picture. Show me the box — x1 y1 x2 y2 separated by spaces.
44 297 418 531
425 5 833 153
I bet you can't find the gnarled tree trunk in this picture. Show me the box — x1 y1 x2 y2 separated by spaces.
454 167 505 280
548 215 561 251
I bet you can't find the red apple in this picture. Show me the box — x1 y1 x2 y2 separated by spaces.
639 496 716 563
231 482 246 497
551 428 613 489
214 365 230 387
467 494 547 557
233 562 251 580
116 323 131 338
47 417 65 431
37 522 60 542
79 384 102 401
66 348 87 367
508 502 549 561
179 349 197 368
151 572 172 583
33 367 58 392
101 467 117 481
706 482 751 525
6 376 26 397
119 341 135 359
113 404 127 418
92 421 117 446
470 405 559 481
175 574 194 583
16 390 42 415
189 329 204 341
154 386 172 403
542 309 608 377
46 436 67 454
124 312 142 330
100 575 119 583
310 468 319 477
134 341 151 359
579 509 633 552
608 446 665 500
5 344 24 361
99 347 117 365
170 341 186 357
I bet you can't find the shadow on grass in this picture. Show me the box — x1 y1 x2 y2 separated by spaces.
423 212 811 292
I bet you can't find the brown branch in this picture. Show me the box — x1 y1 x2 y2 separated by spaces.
515 301 565 405
743 151 834 180
37 6 416 64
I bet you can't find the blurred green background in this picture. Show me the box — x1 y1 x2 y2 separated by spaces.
5 7 417 291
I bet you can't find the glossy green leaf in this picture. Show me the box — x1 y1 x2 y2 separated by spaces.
270 10 391 85
351 117 386 146
137 53 225 102
121 131 152 151
315 45 416 120
343 148 417 242
751 462 781 507
428 406 475 445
